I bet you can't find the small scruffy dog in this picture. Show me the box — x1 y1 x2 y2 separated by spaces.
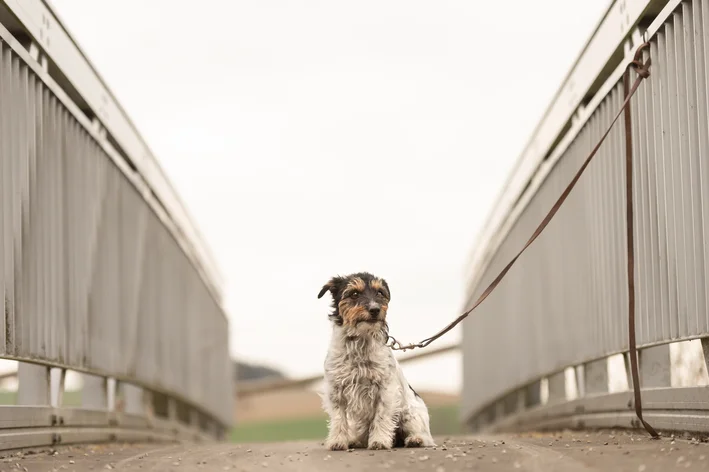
318 272 435 451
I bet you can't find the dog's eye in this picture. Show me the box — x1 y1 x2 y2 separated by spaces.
378 290 386 297
351 291 359 299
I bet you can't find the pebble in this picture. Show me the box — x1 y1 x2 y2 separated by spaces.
418 455 429 462
638 465 646 472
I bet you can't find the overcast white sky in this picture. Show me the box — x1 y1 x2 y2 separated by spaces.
49 0 610 393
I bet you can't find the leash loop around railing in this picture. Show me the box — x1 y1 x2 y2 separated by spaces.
387 42 659 437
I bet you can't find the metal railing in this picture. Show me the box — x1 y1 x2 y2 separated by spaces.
235 343 460 398
462 0 709 434
0 0 231 449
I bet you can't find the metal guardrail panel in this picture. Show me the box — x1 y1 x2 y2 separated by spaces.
462 0 709 423
0 25 231 429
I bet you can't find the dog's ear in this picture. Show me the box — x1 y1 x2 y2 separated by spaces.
318 276 343 299
382 279 391 300
317 283 331 299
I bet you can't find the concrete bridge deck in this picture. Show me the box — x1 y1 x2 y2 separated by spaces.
7 431 708 472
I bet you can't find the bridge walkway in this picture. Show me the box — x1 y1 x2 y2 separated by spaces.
8 430 708 471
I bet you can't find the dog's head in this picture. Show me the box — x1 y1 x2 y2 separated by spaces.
318 272 391 331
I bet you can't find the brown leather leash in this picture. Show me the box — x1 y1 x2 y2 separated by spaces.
623 45 658 439
387 42 659 438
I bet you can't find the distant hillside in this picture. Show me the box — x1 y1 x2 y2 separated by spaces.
234 361 285 382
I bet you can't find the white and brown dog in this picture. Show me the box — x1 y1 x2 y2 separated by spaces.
318 272 435 451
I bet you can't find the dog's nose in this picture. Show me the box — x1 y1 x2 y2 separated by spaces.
369 306 381 317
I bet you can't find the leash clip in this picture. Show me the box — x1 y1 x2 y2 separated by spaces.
386 335 426 352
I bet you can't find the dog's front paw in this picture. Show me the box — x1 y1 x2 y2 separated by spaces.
368 440 392 450
404 436 424 448
348 440 366 449
326 437 349 451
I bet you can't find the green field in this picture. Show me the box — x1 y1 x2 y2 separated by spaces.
0 390 82 406
230 404 461 443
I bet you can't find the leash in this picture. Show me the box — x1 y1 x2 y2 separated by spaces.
387 42 658 438
623 45 658 439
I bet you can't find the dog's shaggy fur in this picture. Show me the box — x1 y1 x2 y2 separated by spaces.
318 272 435 451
